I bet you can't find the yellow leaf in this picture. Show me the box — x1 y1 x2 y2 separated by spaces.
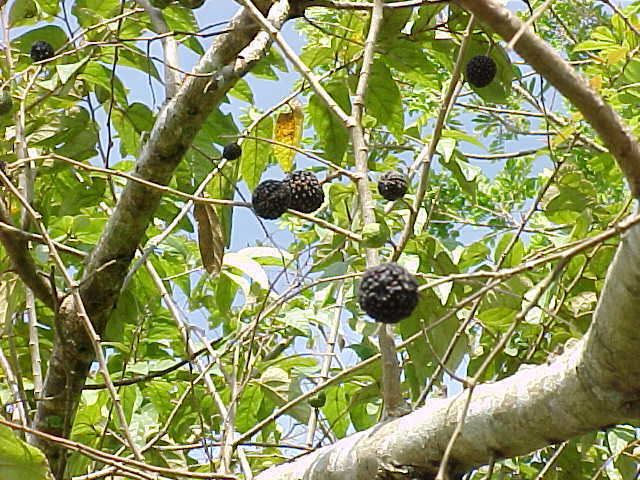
606 46 627 65
273 99 303 172
194 202 225 276
552 124 575 149
589 75 603 91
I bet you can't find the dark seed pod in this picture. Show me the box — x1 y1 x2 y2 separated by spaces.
378 171 408 201
30 41 55 63
465 55 497 88
252 180 291 220
222 142 242 160
285 170 324 214
358 263 419 324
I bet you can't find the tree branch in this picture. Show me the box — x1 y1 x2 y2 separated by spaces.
0 186 55 309
453 0 640 197
254 216 640 479
31 1 295 475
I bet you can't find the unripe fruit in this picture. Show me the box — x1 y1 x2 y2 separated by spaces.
308 391 326 409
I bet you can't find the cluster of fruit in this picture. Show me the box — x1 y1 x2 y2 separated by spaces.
221 141 327 220
251 169 410 221
354 54 497 325
252 170 325 219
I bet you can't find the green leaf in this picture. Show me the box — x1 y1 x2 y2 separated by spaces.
0 424 53 480
56 61 87 84
361 221 390 248
9 0 39 27
240 115 274 190
72 0 120 27
308 80 350 164
13 25 68 55
366 60 404 138
161 6 204 55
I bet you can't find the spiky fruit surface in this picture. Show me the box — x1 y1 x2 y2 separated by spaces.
465 55 497 88
358 263 418 324
252 180 290 220
222 142 242 160
378 171 408 201
178 0 205 8
30 41 55 62
0 90 12 116
285 170 324 214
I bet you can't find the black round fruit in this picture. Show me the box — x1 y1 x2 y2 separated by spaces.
285 170 324 214
252 180 291 220
358 263 419 324
378 171 408 201
465 55 497 88
30 41 55 63
222 142 242 160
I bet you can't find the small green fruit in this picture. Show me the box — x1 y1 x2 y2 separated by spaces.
178 0 205 8
308 391 326 409
0 90 13 116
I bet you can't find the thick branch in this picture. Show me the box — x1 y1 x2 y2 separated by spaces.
453 0 640 196
31 1 294 475
255 218 640 480
0 195 55 309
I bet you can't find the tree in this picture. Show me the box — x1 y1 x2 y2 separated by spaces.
1 0 640 478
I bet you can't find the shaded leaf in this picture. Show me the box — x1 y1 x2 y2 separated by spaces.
194 203 225 276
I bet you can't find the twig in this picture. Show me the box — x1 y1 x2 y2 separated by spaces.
455 0 640 196
393 16 475 261
26 289 43 399
0 417 238 479
0 170 144 463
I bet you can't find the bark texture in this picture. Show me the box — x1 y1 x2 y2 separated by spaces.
255 220 640 479
30 1 298 475
0 199 55 309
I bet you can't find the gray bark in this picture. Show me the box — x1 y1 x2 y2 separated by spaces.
255 219 640 479
30 2 299 475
